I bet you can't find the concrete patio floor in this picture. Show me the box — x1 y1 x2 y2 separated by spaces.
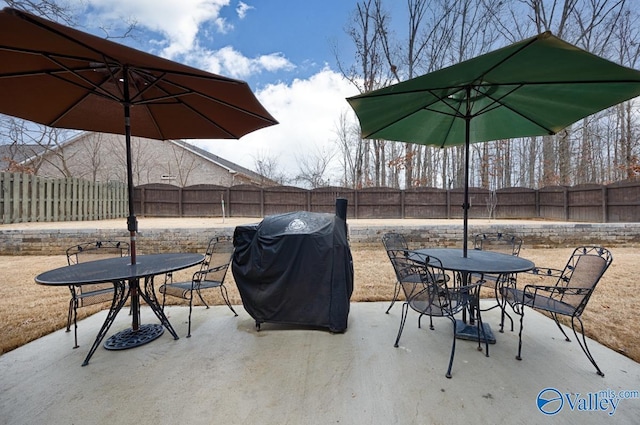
1 301 639 424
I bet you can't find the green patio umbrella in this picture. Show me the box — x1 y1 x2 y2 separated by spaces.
346 31 640 256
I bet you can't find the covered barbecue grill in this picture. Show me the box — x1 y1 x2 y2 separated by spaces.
232 206 353 332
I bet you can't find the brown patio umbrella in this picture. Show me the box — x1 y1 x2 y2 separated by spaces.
0 7 278 262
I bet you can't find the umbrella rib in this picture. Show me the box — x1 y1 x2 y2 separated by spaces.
129 69 278 125
118 68 251 139
474 84 558 135
0 47 128 105
359 87 467 141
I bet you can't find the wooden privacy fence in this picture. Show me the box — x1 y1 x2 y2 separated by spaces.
134 181 640 223
1 172 128 224
3 172 639 224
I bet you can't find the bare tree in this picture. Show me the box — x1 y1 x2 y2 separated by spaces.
3 0 76 24
294 146 336 189
164 141 200 187
334 110 364 188
252 151 288 185
334 0 397 188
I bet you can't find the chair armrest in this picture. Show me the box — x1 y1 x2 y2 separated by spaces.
193 264 229 280
525 267 563 278
452 280 485 299
523 284 592 299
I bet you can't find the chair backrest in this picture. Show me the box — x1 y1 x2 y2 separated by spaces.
382 233 408 252
65 241 130 303
66 240 130 265
555 246 613 315
390 250 465 317
473 232 522 256
387 249 424 298
197 236 235 284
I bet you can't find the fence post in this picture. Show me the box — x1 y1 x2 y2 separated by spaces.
1 173 8 223
12 173 21 222
354 190 359 219
602 186 608 223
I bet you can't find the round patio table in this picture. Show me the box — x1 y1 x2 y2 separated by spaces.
412 248 535 344
36 253 204 366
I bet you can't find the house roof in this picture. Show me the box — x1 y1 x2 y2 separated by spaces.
168 139 278 185
0 143 46 170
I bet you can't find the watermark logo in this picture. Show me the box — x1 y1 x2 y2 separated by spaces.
537 388 564 415
537 387 639 416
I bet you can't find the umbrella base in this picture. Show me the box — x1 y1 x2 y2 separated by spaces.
103 324 164 350
455 319 496 344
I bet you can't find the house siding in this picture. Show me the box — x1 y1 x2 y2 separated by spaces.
30 133 263 187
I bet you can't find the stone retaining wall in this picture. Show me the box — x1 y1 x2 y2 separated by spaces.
2 222 639 255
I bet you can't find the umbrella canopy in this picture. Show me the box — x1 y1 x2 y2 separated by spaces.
0 7 278 261
347 31 640 255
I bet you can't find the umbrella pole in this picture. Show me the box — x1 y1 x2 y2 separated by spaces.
123 72 137 265
463 88 471 258
125 107 137 264
123 73 140 331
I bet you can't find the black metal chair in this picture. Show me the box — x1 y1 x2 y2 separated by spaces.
501 246 613 376
382 232 412 314
65 240 130 349
390 249 488 378
472 232 523 331
159 236 237 337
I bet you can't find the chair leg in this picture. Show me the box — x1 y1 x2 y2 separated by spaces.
474 309 490 357
394 302 409 347
386 282 401 314
571 316 604 377
495 285 514 333
187 289 194 338
196 287 209 309
417 312 433 330
220 285 238 316
499 308 514 333
516 309 525 361
445 317 457 379
72 299 79 349
66 298 73 332
161 286 167 311
550 312 571 342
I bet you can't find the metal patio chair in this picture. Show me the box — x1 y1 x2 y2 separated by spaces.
159 236 237 337
382 232 412 314
390 249 488 378
501 246 613 376
472 232 523 332
65 240 130 349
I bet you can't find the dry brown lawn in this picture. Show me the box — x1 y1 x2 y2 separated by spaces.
1 245 637 364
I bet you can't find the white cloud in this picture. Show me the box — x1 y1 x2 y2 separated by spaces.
195 67 360 183
188 45 295 79
82 0 291 79
83 0 231 58
236 2 254 19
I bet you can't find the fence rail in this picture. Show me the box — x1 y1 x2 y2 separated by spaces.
2 172 640 224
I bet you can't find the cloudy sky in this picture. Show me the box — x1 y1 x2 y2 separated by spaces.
73 0 389 182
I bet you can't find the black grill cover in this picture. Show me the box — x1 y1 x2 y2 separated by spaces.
232 211 354 332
